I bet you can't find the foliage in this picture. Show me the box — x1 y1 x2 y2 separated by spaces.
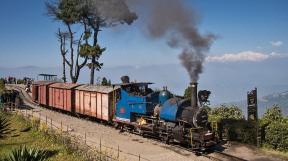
265 120 288 151
0 113 11 139
4 146 49 161
16 79 24 84
206 105 257 144
0 113 85 161
260 105 288 152
208 104 244 122
260 105 283 127
101 77 111 86
207 104 288 150
79 44 106 58
183 86 191 100
0 79 5 95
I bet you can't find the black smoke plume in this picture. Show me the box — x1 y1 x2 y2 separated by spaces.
128 0 215 81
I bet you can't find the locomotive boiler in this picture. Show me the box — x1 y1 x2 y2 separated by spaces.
156 82 214 149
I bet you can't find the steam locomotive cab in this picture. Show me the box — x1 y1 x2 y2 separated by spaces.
115 82 159 123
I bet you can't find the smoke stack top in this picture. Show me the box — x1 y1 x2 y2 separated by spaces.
133 0 215 81
190 82 198 108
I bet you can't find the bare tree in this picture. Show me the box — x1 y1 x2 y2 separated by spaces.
46 0 137 84
46 0 88 83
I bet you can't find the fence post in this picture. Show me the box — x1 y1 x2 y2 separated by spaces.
50 118 52 129
61 121 62 132
117 145 119 160
46 116 47 125
84 132 86 144
139 154 141 161
100 138 102 160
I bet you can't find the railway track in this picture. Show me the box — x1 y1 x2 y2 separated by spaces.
164 143 248 161
7 84 248 161
203 150 248 161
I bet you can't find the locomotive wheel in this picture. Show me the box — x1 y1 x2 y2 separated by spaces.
161 135 170 144
137 128 144 136
192 142 200 150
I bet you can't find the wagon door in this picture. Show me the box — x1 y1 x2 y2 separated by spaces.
96 93 102 119
84 92 91 115
75 90 80 113
55 88 63 109
91 93 97 117
102 94 109 121
53 88 58 107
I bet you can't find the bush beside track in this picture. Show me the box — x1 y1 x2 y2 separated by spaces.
0 110 86 161
205 104 288 155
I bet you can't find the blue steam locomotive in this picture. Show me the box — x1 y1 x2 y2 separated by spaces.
114 76 216 150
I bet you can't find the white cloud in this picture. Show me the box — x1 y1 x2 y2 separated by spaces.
270 41 283 47
206 51 288 63
206 51 269 62
269 52 288 58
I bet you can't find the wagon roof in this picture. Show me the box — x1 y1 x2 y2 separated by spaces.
75 85 120 93
32 81 56 85
113 82 154 86
49 83 81 89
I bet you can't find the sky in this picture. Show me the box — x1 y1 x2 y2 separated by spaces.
0 0 288 104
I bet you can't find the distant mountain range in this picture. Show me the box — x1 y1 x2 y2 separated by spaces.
226 91 288 117
1 59 288 106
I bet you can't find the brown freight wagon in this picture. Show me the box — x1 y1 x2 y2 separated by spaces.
75 85 120 121
32 81 55 105
48 83 81 112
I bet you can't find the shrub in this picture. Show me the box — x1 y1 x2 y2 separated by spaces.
0 113 11 139
209 104 244 122
16 79 24 84
207 105 259 144
260 105 283 127
259 105 288 152
263 118 288 151
39 122 49 133
4 146 49 161
30 117 41 129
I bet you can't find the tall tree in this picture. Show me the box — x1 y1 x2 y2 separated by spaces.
46 0 88 83
46 0 137 84
77 0 137 84
101 77 108 86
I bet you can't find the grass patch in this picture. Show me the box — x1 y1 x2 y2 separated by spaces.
0 112 85 161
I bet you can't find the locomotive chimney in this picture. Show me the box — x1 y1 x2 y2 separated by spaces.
190 82 198 108
121 76 130 84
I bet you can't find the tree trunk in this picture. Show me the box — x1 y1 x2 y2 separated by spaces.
58 28 67 83
62 57 66 82
67 24 75 83
90 56 96 84
89 22 99 85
